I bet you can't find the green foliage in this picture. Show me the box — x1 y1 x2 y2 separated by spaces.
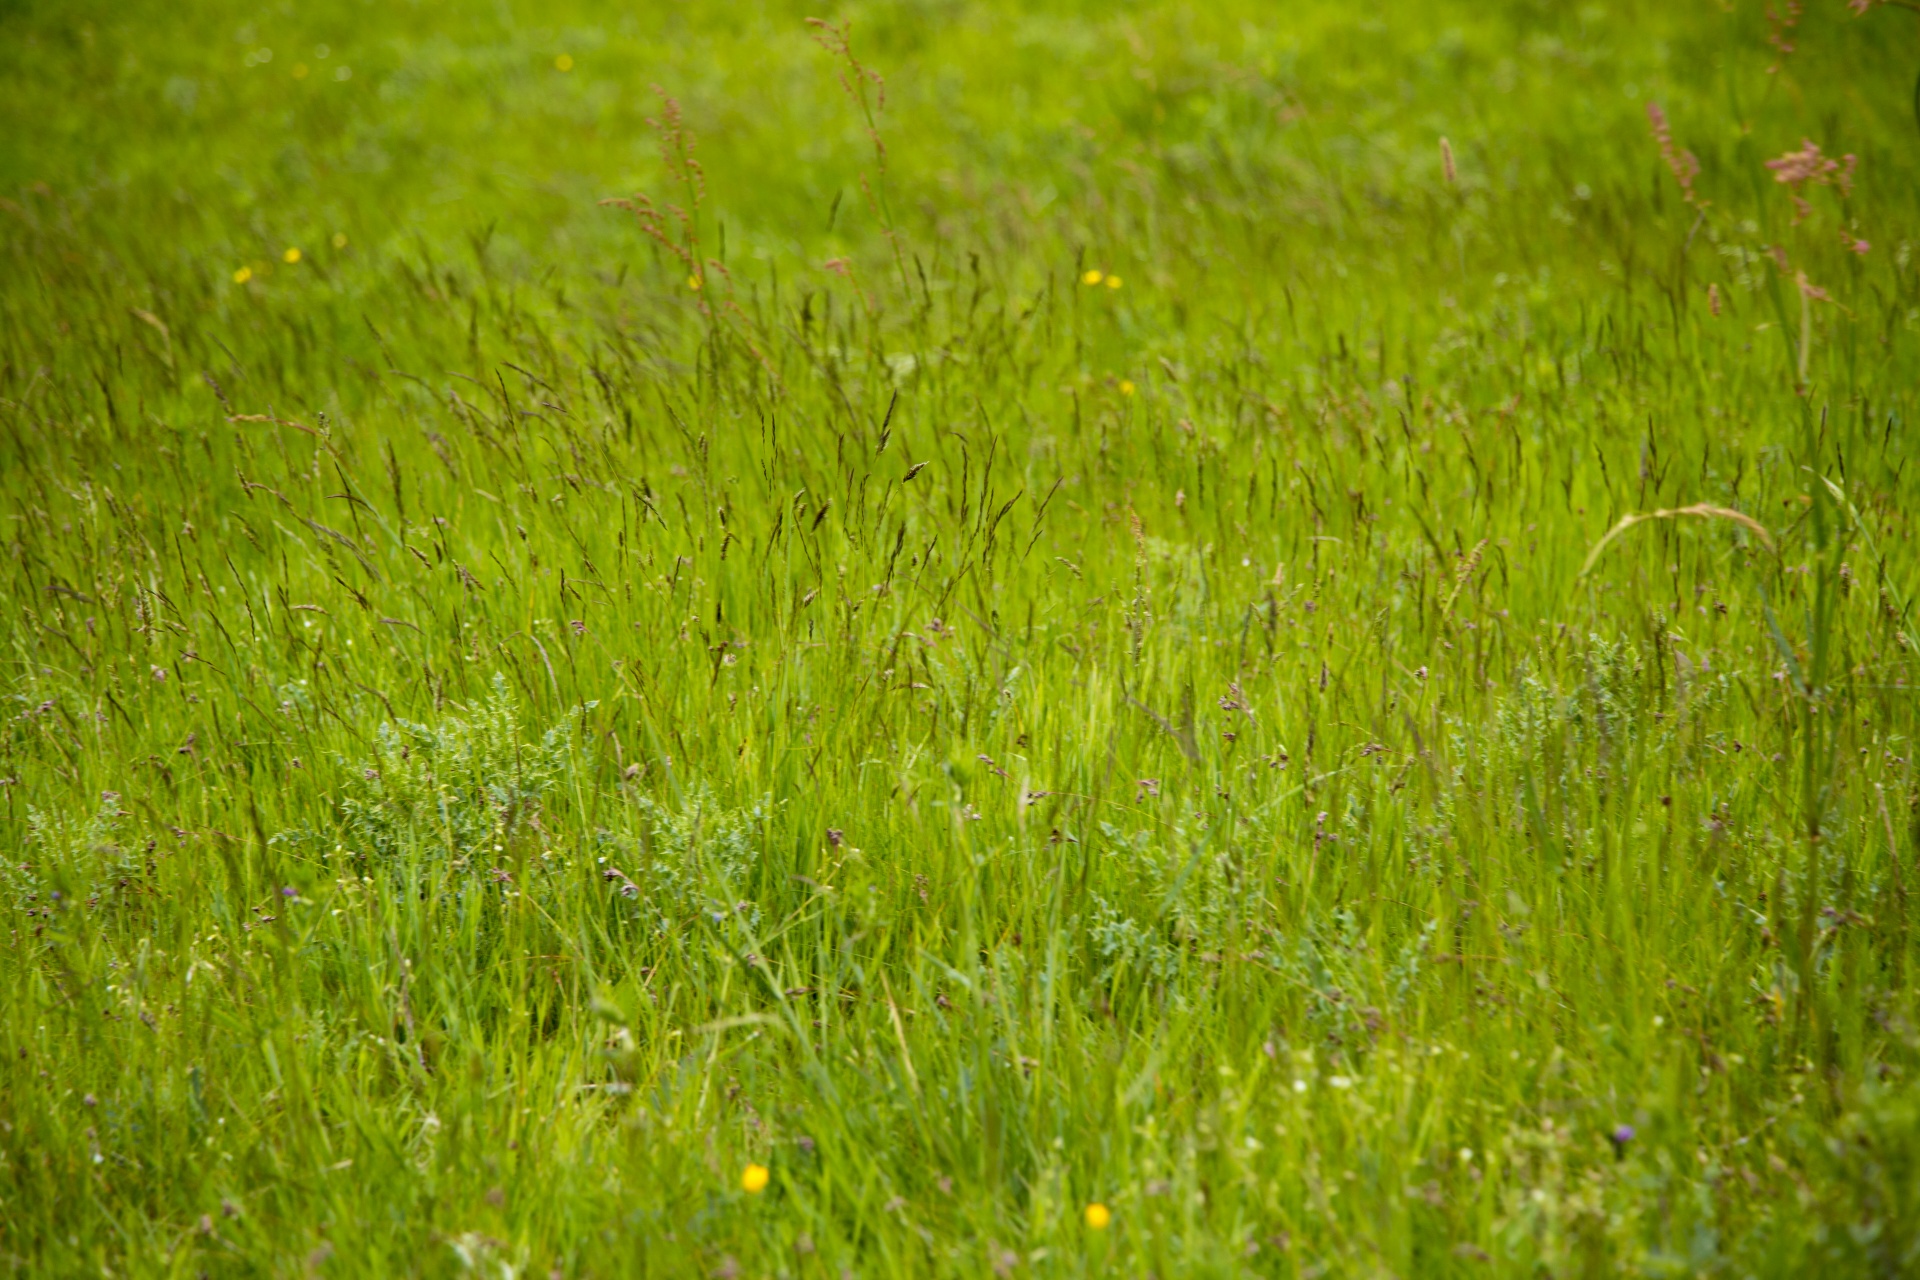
337 675 587 869
2 0 1920 1276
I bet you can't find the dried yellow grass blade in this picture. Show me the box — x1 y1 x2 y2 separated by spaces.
1579 503 1776 578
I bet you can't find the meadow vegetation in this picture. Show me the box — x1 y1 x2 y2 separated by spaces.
3 0 1920 1275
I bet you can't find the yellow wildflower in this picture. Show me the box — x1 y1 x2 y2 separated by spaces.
1082 269 1104 286
1119 380 1135 397
1084 1202 1112 1230
555 54 574 72
741 1163 770 1194
232 266 253 284
1106 275 1123 289
283 247 302 264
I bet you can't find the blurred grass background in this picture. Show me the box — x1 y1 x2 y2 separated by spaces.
3 1 1920 1277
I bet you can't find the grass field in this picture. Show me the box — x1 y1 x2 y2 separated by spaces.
4 0 1920 1275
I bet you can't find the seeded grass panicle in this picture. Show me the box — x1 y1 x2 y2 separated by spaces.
1 0 1919 1277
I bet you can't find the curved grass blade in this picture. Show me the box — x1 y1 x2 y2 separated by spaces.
1578 503 1776 579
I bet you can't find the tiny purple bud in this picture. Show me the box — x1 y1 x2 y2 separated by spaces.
1610 1124 1635 1149
281 886 297 898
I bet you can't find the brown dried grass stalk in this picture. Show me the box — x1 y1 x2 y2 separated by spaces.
1579 504 1775 578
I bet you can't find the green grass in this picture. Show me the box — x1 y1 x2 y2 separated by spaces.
4 0 1920 1275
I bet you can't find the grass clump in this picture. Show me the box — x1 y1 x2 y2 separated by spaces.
3 0 1920 1276
333 675 588 871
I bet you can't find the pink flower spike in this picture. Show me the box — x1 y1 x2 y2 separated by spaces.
1646 102 1700 202
1795 271 1831 303
1764 140 1855 222
1766 139 1827 186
